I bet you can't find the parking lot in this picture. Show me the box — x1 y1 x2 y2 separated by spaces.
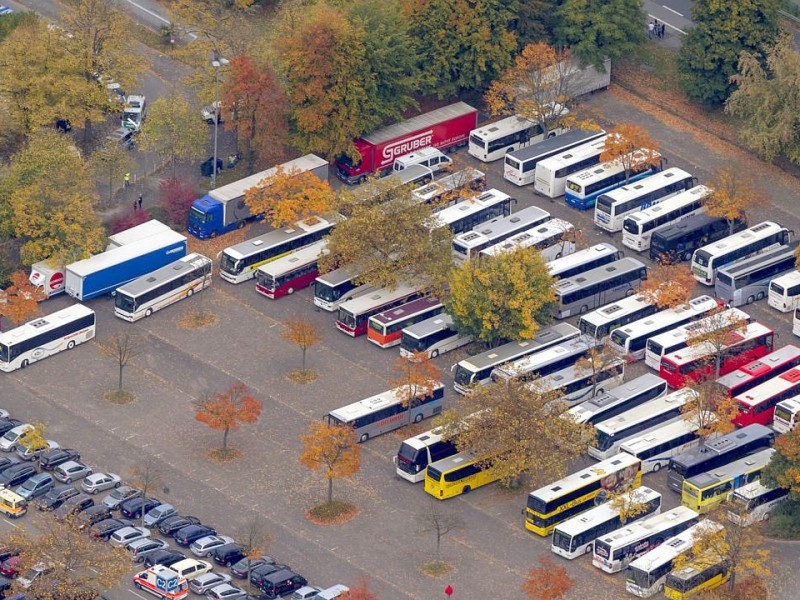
2 89 800 599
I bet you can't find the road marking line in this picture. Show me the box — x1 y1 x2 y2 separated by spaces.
662 5 683 17
648 14 686 35
3 519 21 529
121 0 169 25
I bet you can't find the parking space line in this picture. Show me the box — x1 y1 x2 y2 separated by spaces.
2 519 21 529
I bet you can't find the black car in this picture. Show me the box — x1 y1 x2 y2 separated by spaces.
0 574 12 596
173 525 216 547
230 556 275 579
143 549 185 569
119 496 160 519
257 569 307 598
211 543 245 567
39 448 81 471
158 515 201 537
53 493 94 521
89 518 133 541
0 455 22 473
249 563 290 587
35 485 80 511
75 505 112 529
0 463 36 488
0 419 22 437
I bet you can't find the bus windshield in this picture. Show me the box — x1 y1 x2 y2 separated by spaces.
401 333 428 354
314 281 341 302
551 529 572 553
114 293 136 314
219 253 240 275
397 442 421 466
453 365 474 386
0 344 8 363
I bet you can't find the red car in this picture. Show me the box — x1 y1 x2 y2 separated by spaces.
0 556 22 578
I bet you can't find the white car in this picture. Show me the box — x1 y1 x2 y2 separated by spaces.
109 526 151 547
189 571 231 594
189 535 234 557
81 472 122 494
0 424 32 452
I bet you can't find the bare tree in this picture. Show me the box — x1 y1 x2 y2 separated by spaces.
418 497 463 563
100 332 139 392
128 456 163 528
236 515 272 593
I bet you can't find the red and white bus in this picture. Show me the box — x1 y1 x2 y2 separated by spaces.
733 367 800 427
715 344 800 399
659 323 775 389
367 297 443 348
336 282 423 337
255 240 327 299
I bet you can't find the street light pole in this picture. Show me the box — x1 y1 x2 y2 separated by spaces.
211 57 229 189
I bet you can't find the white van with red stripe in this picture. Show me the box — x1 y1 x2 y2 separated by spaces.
133 565 189 600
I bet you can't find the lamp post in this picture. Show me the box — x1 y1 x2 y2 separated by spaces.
211 57 229 189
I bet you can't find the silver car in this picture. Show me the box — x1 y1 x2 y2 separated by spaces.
53 460 93 483
190 535 234 558
109 526 150 547
189 572 231 594
205 583 246 600
81 472 121 494
102 485 142 510
126 537 169 562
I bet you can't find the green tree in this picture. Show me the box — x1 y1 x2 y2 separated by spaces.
409 0 518 98
677 0 781 105
90 142 137 206
320 182 452 295
555 0 645 67
516 0 560 45
8 130 105 265
726 34 800 164
0 8 36 42
275 3 379 161
446 247 555 347
139 95 208 177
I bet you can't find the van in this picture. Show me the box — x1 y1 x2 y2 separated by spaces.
168 558 211 581
0 489 27 518
314 584 350 599
393 147 452 173
257 569 308 598
133 565 188 600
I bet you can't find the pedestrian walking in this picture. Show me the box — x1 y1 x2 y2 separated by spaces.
123 172 131 188
660 23 666 38
138 194 143 210
133 199 138 211
648 21 654 39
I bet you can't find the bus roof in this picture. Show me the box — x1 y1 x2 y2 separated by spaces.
535 136 608 169
567 373 667 423
506 129 606 162
528 452 640 503
547 243 619 275
595 506 698 547
716 345 800 387
662 322 772 367
327 382 444 423
493 336 598 380
695 221 784 257
399 427 445 451
620 418 702 457
716 241 798 280
566 149 661 186
470 114 533 142
647 308 751 351
456 323 580 372
651 213 724 243
730 480 784 501
777 396 800 411
315 266 363 287
610 296 719 341
481 218 573 257
432 189 512 228
771 270 800 288
257 240 327 278
0 304 95 346
402 312 455 340
554 487 660 537
364 102 476 145
623 185 710 225
594 389 695 435
735 367 800 408
579 294 654 327
683 448 774 491
117 253 211 297
337 282 422 316
223 216 332 260
626 520 722 573
554 258 646 295
669 424 774 467
427 451 476 474
209 154 327 204
412 168 485 202
452 205 551 249
597 168 692 203
369 297 441 327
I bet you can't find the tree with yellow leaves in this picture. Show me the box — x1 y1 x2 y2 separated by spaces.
575 343 624 398
680 381 738 441
706 166 762 236
389 351 440 408
447 247 555 348
763 426 800 499
282 315 322 379
684 307 750 383
638 262 697 309
299 421 361 505
0 271 46 330
600 124 661 184
245 167 336 228
139 94 208 178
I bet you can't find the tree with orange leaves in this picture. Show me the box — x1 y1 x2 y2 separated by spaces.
340 577 378 600
521 555 574 600
244 167 335 228
638 262 697 309
389 351 440 408
0 270 46 330
299 421 361 505
707 167 762 236
195 382 263 459
600 124 661 184
282 315 322 376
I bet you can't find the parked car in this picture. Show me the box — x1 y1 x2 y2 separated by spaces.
0 411 9 420
0 463 37 488
35 485 79 511
0 574 11 596
109 526 150 548
0 456 21 472
200 157 223 177
90 518 134 541
17 563 53 589
0 548 19 563
0 425 32 452
174 525 217 547
190 535 235 558
52 460 93 483
120 496 160 519
257 570 307 599
230 556 275 579
189 571 232 595
102 485 141 510
15 473 54 500
158 514 201 537
0 556 21 578
126 538 169 562
142 502 176 527
53 493 94 521
38 448 80 471
312 585 349 599
290 586 321 600
168 558 212 581
75 505 112 529
201 101 223 124
0 421 24 440
143 549 185 569
206 583 247 600
16 440 59 462
105 127 136 150
250 564 290 587
210 544 245 567
81 472 121 494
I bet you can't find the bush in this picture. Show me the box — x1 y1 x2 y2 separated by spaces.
159 177 197 229
766 498 800 539
110 208 150 234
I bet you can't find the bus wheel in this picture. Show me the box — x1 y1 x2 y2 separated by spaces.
414 413 423 423
652 463 661 473
145 308 153 318
360 433 369 443
757 291 765 301
430 350 439 359
580 305 588 314
287 287 295 295
658 584 664 593
463 486 471 494
187 288 193 297
747 296 755 305
67 341 75 350
585 545 593 555
21 360 28 369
